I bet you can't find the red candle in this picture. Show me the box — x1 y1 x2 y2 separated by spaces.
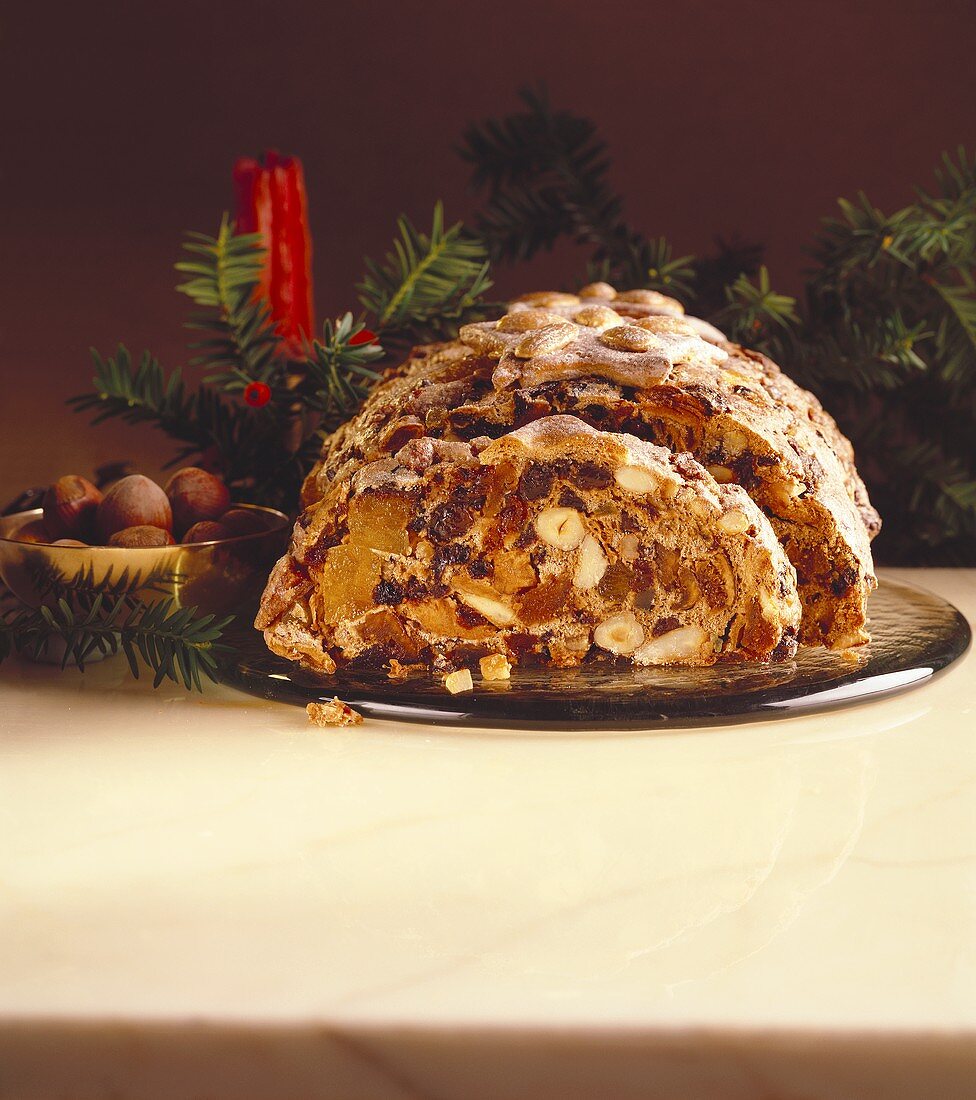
232 150 315 355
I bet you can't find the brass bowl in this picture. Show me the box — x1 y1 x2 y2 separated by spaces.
0 504 290 617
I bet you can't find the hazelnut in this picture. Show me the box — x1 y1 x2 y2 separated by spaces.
594 612 645 655
42 475 103 540
107 525 176 548
164 467 231 536
219 508 267 537
535 507 585 550
12 519 53 544
97 475 172 542
707 464 735 484
182 520 230 544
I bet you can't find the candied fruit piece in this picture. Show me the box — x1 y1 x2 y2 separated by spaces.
492 551 538 594
653 543 680 586
348 492 411 554
314 545 382 621
597 561 633 601
480 653 512 680
356 608 421 661
518 575 573 626
483 461 518 519
405 598 493 641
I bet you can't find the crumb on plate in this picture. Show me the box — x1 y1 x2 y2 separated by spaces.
443 668 474 694
306 697 363 727
479 653 512 681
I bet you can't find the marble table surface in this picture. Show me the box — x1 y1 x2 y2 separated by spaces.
0 568 973 1100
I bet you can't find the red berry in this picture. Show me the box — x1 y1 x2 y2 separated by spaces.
349 328 378 347
244 381 272 407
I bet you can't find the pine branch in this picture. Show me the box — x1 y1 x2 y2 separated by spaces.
928 146 976 203
931 273 976 383
70 219 405 511
460 87 693 293
300 312 385 434
358 202 495 347
26 557 181 605
69 346 199 439
0 593 232 691
68 345 262 477
692 236 766 316
714 266 798 355
773 149 976 563
175 214 285 390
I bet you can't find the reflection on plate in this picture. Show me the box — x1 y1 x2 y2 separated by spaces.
218 578 970 729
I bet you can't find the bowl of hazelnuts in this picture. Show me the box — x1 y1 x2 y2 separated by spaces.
0 467 289 615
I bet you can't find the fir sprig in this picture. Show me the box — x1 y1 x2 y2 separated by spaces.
772 149 976 562
715 266 798 351
0 594 232 691
71 220 395 510
68 345 261 485
358 202 495 348
176 214 283 390
69 347 198 436
460 88 702 293
302 313 384 434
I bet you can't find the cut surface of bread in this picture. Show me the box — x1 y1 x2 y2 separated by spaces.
298 289 878 649
259 416 802 673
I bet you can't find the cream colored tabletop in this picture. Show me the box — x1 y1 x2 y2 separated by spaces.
0 568 973 1100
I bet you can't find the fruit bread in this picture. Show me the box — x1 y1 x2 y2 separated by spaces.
257 416 802 674
298 290 878 648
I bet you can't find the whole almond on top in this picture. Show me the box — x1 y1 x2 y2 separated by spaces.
513 322 577 359
164 467 231 536
42 475 104 540
600 324 657 352
96 475 173 542
107 525 176 549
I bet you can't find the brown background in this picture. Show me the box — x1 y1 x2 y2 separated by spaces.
2 0 974 505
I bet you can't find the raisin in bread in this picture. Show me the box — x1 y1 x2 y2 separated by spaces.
258 417 802 673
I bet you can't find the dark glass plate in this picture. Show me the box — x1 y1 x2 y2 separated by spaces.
217 578 971 729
